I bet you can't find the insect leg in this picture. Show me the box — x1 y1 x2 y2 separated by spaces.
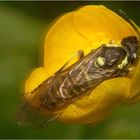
77 50 84 59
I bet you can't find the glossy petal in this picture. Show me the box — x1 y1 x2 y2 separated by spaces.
25 5 139 124
25 67 47 93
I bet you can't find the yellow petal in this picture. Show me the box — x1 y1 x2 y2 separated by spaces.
25 67 47 93
25 5 138 124
73 5 138 47
44 12 87 77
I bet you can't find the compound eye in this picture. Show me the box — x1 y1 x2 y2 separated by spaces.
121 36 138 46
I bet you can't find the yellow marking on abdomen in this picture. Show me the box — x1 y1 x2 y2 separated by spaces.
118 56 128 69
96 56 105 66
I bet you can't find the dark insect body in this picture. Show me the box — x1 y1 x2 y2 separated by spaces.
17 10 140 125
38 43 133 111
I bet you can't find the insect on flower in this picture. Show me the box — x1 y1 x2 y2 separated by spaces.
17 9 140 125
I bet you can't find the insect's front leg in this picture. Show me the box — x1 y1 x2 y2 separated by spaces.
77 50 84 59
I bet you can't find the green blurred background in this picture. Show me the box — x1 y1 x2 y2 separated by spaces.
0 1 140 139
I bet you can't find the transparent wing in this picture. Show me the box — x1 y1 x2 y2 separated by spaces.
17 67 61 126
17 50 84 126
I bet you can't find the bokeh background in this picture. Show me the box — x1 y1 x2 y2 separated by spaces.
0 1 140 139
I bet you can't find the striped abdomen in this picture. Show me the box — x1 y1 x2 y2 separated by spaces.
42 59 92 110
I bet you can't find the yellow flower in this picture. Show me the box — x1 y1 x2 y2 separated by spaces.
24 5 140 124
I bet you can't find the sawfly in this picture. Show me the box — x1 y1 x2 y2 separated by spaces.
17 10 140 125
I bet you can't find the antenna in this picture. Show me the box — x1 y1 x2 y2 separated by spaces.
118 9 140 39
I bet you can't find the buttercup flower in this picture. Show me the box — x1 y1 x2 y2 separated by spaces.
24 5 140 124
